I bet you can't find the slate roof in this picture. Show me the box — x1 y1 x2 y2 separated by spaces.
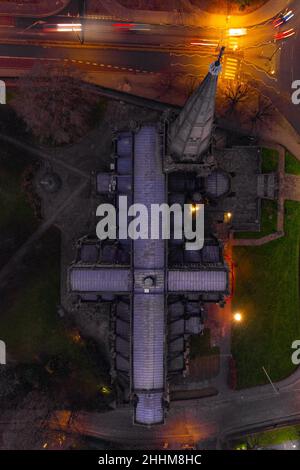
69 268 132 292
201 245 221 264
135 392 164 425
117 132 133 158
133 293 165 391
80 244 99 264
169 64 220 161
131 126 166 425
168 269 228 292
132 126 166 424
133 125 165 270
205 169 230 198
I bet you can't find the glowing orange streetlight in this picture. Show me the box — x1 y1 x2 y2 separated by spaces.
224 212 233 223
190 204 200 213
233 312 243 323
228 28 247 37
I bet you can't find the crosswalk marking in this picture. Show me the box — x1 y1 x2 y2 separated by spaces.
222 56 239 81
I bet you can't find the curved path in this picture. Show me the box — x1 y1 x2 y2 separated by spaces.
0 0 71 18
97 0 292 28
56 380 300 448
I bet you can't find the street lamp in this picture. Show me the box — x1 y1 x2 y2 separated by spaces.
233 312 243 323
228 28 247 37
190 204 200 213
224 212 233 223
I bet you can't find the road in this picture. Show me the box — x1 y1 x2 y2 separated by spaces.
0 2 298 131
55 379 300 449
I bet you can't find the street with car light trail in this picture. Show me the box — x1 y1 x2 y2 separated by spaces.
0 1 300 106
0 1 299 134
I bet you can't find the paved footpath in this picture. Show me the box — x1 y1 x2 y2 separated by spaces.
0 0 70 17
0 133 90 288
283 174 300 201
55 383 300 448
96 0 290 28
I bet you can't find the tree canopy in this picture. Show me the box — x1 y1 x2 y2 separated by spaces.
12 63 98 145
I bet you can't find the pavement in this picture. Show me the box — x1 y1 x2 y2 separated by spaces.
55 383 300 448
283 174 300 200
0 131 90 289
0 0 70 17
96 0 292 27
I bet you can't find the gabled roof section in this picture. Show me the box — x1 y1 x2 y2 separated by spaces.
135 392 164 426
132 125 166 426
133 125 165 269
69 267 132 292
168 269 228 293
133 294 165 391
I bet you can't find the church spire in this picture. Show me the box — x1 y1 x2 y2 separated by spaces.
169 47 225 162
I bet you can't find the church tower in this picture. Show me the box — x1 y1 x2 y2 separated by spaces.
169 47 225 163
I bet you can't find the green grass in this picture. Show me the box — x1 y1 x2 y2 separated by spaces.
1 230 73 362
0 231 62 362
0 150 37 228
255 426 300 447
90 98 108 126
234 425 300 449
0 229 110 405
0 146 111 406
189 329 220 359
285 152 300 175
261 148 278 173
232 201 300 388
0 146 38 266
235 200 277 239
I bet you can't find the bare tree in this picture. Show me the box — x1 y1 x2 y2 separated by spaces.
233 0 252 12
156 71 182 99
0 389 82 450
249 94 275 134
0 365 81 450
222 82 250 116
11 62 99 145
0 390 55 449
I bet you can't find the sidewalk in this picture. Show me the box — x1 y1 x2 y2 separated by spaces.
95 0 291 28
232 142 285 247
0 0 70 17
